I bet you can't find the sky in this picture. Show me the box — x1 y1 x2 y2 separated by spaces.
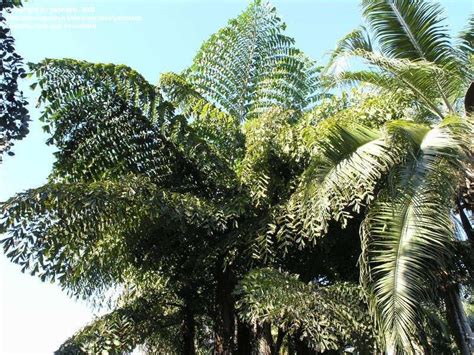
0 0 472 353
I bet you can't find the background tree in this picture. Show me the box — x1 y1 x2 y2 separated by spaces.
305 0 474 352
0 0 30 160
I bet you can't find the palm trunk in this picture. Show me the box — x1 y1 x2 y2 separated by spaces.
256 322 273 355
182 304 196 355
444 285 473 355
237 319 252 354
214 265 235 354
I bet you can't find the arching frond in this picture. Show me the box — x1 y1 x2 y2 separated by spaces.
279 121 399 243
361 0 456 66
334 49 463 118
326 26 373 72
31 59 162 122
360 116 471 350
249 53 322 117
160 72 245 164
328 0 473 118
0 177 231 296
458 15 474 58
160 71 229 121
30 60 238 195
185 0 318 120
56 286 181 354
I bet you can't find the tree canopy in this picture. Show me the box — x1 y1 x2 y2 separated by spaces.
1 0 473 354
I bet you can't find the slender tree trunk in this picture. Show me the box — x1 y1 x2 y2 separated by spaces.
237 319 252 354
256 322 273 355
444 285 473 355
214 264 236 354
182 304 196 355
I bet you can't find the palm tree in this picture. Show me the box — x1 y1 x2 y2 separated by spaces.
272 0 473 352
2 59 237 352
0 2 349 353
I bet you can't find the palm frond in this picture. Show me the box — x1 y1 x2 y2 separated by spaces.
56 287 181 354
361 0 455 66
249 53 322 117
280 121 399 242
326 26 373 73
328 1 472 115
0 177 229 296
458 14 474 58
360 116 470 350
335 49 463 118
160 72 245 164
31 60 238 194
185 0 318 120
31 59 162 123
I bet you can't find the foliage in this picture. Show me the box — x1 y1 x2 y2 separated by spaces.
56 271 182 354
1 0 473 353
326 0 473 120
177 0 320 121
322 0 474 351
0 3 29 159
235 268 378 352
0 1 24 10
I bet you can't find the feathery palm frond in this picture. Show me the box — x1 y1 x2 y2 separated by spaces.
361 0 455 65
31 59 238 195
458 15 474 58
160 72 245 164
0 176 231 297
326 26 373 72
31 59 163 123
332 50 463 119
277 121 399 244
328 0 473 117
185 0 318 121
56 282 181 354
360 116 471 350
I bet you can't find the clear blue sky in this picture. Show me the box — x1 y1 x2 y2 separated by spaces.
0 0 472 353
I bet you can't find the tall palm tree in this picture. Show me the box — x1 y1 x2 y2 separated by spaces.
0 2 340 353
273 0 473 352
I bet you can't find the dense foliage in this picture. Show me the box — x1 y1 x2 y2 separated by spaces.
0 0 29 159
1 0 473 354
